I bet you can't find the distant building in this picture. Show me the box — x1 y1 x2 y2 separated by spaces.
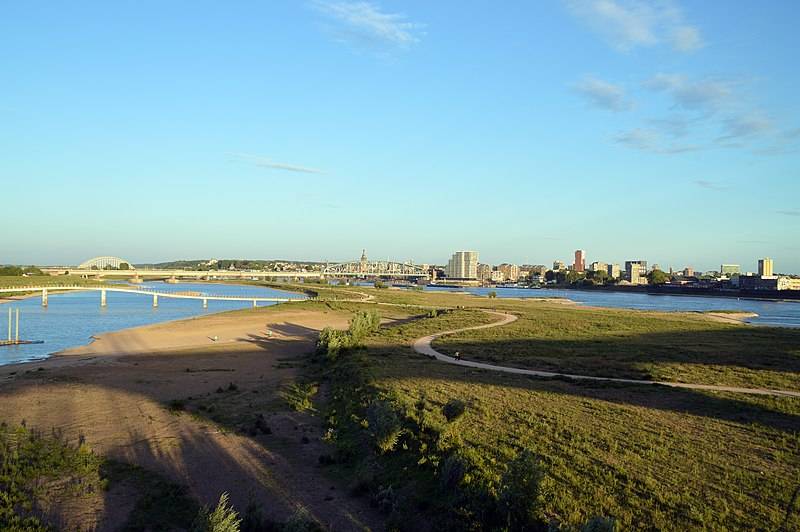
683 267 695 277
444 251 479 280
758 258 774 277
607 264 621 279
589 261 607 273
528 265 547 275
490 270 505 283
740 275 800 291
625 261 647 282
574 250 586 273
553 260 566 271
720 264 741 276
477 263 493 282
498 263 520 282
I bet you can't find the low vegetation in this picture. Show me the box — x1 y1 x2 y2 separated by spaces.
308 289 800 530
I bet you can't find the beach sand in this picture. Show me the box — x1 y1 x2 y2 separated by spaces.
0 306 383 531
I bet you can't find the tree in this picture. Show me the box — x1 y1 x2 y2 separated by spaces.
119 262 130 270
487 290 497 298
648 269 669 285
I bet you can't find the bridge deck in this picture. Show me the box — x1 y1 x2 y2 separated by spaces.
0 286 303 303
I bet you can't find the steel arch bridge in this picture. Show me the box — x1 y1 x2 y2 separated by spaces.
323 259 429 278
77 256 133 269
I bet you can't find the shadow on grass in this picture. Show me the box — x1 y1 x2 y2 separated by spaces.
434 324 800 384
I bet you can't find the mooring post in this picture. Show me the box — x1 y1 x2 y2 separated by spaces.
100 289 107 307
6 307 10 342
153 294 158 308
15 308 19 343
42 288 48 307
203 298 208 309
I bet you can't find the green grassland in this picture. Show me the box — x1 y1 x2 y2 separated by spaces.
304 287 800 530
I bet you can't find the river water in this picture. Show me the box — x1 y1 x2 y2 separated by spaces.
424 286 800 328
0 282 305 365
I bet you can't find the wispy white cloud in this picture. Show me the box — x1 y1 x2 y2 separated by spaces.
614 128 700 154
564 0 703 52
312 1 422 49
643 73 733 111
693 179 728 191
718 113 773 141
228 152 324 174
776 209 800 217
574 76 631 111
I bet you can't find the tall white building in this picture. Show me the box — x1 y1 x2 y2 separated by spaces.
444 251 479 280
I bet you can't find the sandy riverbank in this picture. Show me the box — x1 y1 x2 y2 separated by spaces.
700 311 759 325
0 305 383 531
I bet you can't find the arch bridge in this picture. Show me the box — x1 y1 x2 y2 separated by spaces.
77 256 134 270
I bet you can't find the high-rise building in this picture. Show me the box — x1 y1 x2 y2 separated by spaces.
720 264 741 276
574 250 586 273
625 261 647 282
553 260 566 271
444 251 479 280
607 264 621 279
683 267 695 277
758 258 774 277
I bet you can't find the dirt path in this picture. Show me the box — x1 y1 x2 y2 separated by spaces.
412 310 800 399
0 308 384 531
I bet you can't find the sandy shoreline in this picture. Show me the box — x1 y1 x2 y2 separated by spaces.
0 304 384 530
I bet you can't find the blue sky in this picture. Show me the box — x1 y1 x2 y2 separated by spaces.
2 1 798 273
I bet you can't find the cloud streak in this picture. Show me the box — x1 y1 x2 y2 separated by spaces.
614 128 700 154
228 152 324 174
693 179 728 191
313 1 421 48
776 209 800 217
565 0 703 52
574 76 631 111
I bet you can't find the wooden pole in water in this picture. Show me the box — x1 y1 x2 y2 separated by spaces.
15 308 19 343
7 307 10 342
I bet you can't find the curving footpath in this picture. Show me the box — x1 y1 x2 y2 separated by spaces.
412 310 800 399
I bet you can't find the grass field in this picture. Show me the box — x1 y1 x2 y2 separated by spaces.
307 286 800 530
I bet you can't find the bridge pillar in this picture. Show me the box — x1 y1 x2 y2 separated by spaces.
153 294 158 308
100 289 107 307
203 298 208 309
42 288 48 307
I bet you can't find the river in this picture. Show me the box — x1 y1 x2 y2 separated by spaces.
0 282 305 365
424 286 800 328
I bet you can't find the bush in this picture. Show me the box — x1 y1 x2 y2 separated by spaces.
348 310 381 342
442 399 467 422
192 492 241 532
497 450 544 530
283 507 321 532
374 281 388 289
582 516 617 531
488 290 497 298
367 400 404 454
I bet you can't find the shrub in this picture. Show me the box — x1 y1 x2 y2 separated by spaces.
283 507 321 532
442 399 467 422
191 492 241 532
281 383 319 412
497 450 544 530
367 400 404 454
488 290 497 299
348 310 381 342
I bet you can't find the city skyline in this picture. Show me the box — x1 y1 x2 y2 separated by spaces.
2 1 799 270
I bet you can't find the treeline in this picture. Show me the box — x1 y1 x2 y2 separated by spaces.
0 265 43 276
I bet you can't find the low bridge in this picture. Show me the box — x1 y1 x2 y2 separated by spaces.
0 286 303 309
39 268 324 280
